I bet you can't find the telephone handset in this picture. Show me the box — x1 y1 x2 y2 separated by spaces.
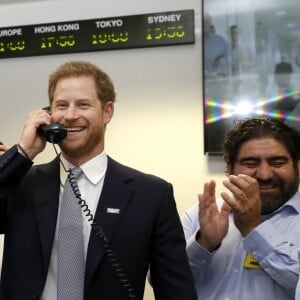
38 107 67 144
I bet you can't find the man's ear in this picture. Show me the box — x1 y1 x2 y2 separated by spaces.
103 101 114 125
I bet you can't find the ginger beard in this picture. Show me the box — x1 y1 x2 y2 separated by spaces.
59 120 105 159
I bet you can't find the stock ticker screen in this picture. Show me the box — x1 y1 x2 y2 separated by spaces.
0 9 194 58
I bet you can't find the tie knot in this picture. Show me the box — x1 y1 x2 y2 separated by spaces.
71 167 83 179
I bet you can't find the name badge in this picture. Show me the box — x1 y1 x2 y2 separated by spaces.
244 253 262 269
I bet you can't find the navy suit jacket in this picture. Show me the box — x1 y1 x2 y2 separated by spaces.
0 146 197 300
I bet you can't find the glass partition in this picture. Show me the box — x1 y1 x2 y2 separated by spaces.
203 0 300 154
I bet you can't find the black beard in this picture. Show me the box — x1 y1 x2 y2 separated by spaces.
260 177 299 215
260 192 287 215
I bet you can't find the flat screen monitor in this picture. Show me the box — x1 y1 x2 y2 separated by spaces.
202 0 300 154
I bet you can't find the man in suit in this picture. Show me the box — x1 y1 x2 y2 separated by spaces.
0 61 197 300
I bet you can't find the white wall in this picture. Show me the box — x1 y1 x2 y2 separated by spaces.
0 0 227 299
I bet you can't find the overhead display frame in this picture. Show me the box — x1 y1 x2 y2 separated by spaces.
0 9 194 59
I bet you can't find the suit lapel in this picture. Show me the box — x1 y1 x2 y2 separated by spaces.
32 158 61 272
85 157 134 290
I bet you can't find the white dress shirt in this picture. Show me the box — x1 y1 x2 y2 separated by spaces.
41 152 108 300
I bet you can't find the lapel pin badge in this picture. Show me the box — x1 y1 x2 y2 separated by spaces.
106 208 120 214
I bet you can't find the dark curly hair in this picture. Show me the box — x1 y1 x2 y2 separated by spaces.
223 117 300 174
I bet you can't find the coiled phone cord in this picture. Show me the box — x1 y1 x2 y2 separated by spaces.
53 144 137 300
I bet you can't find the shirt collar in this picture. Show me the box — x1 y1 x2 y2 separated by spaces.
262 191 300 220
280 191 300 213
60 152 108 185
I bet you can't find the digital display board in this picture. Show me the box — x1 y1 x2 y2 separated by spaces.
0 9 194 59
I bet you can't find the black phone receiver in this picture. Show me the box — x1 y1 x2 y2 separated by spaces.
38 107 67 144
